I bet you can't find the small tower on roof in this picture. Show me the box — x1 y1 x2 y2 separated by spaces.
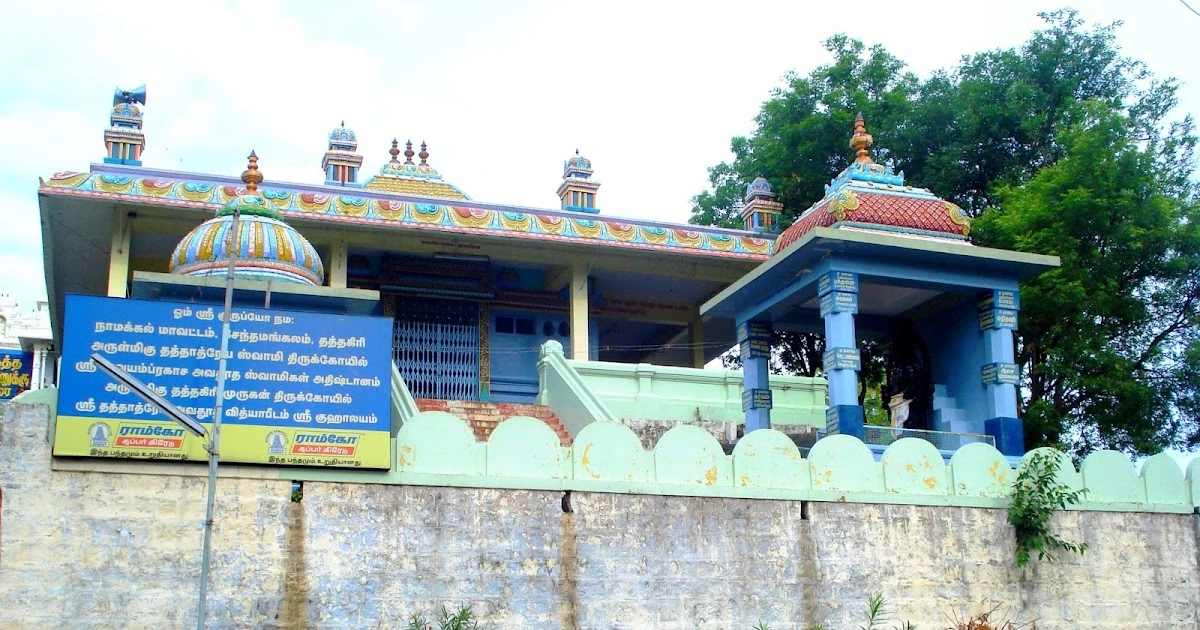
557 149 600 214
104 85 147 166
322 121 364 186
741 177 782 233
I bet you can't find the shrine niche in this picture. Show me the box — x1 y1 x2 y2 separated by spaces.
882 320 933 432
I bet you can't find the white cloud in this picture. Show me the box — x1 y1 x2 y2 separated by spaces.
1 0 1197 303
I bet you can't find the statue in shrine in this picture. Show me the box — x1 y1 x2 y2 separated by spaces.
882 320 934 431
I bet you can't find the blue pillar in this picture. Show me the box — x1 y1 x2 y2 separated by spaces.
820 271 863 439
737 320 773 432
978 289 1024 455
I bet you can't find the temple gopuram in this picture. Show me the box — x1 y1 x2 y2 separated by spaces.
35 87 1057 469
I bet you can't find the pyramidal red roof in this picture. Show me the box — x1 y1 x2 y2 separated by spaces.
774 115 972 255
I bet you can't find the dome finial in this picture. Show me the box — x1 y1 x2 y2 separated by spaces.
242 151 263 193
419 141 429 166
389 139 401 163
850 112 874 164
404 140 415 165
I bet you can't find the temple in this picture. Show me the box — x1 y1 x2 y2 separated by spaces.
703 114 1058 454
34 88 1058 469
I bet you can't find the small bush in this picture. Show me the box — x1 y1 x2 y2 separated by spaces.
1007 450 1088 567
407 604 479 630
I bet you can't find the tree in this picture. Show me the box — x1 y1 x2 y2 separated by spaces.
691 10 1199 456
975 102 1199 454
690 34 921 232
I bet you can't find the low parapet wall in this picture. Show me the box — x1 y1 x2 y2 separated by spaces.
382 412 1199 513
562 355 827 427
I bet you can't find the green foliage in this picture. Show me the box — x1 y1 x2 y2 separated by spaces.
859 591 915 630
1007 451 1088 567
407 605 479 630
976 102 1200 455
760 597 1038 629
758 592 915 630
691 8 1199 456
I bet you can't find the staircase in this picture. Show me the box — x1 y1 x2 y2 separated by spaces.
414 399 573 446
932 384 971 433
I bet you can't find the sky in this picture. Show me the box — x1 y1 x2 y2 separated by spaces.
2 0 1198 312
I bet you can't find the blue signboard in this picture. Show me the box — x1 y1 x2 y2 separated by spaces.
0 349 34 400
54 295 393 468
737 321 772 359
822 347 861 372
818 271 859 297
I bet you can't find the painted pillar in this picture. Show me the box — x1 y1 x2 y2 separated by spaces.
737 320 772 432
106 209 133 298
690 316 706 368
978 289 1024 455
820 271 863 439
569 261 589 361
329 240 348 289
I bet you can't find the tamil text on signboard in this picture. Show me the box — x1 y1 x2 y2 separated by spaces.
54 295 393 468
0 350 33 400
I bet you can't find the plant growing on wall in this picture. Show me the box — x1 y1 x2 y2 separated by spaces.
1007 451 1088 566
407 605 479 630
758 592 915 630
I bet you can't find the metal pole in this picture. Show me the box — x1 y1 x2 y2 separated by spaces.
196 208 238 629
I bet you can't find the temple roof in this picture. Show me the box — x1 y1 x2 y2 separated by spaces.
41 164 773 259
774 114 971 255
362 139 469 200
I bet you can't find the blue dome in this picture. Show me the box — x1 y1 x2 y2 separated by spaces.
563 150 593 178
329 124 356 143
567 153 592 171
746 176 773 200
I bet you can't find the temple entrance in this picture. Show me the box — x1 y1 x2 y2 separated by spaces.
391 296 480 400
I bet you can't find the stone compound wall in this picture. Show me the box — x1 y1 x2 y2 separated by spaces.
1 402 1199 628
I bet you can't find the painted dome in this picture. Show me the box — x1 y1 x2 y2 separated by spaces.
774 114 972 255
746 177 773 199
563 150 593 177
169 153 325 285
329 123 356 143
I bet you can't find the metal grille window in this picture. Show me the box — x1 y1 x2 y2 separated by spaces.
392 297 479 400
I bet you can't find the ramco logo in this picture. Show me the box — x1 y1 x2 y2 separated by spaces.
295 433 359 445
115 424 186 450
291 432 360 457
119 425 186 437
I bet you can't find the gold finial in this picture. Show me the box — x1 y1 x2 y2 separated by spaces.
241 150 263 193
850 112 874 164
418 141 429 166
389 139 401 163
404 140 415 164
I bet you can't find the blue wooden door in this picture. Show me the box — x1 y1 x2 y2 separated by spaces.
489 311 572 402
